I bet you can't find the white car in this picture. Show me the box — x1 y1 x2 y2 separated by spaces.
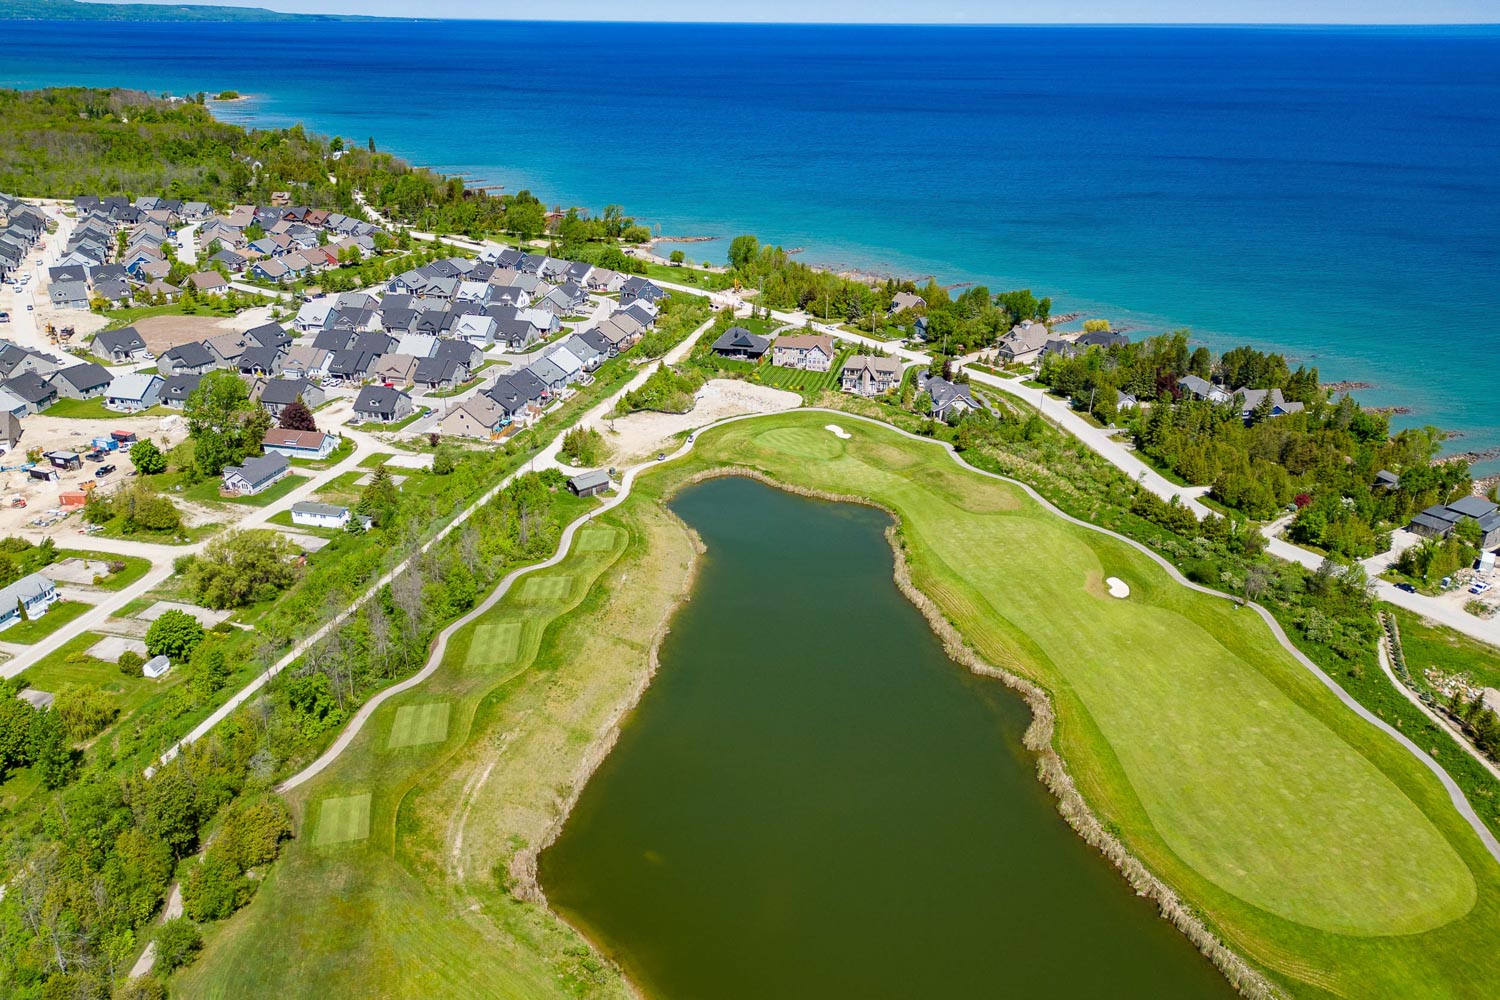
1471 581 1492 595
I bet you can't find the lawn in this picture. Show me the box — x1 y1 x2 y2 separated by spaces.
386 703 451 749
183 472 310 507
58 550 153 590
46 397 172 420
349 408 430 432
1393 607 1500 691
755 350 850 394
176 410 1500 1000
1 599 90 643
287 437 355 470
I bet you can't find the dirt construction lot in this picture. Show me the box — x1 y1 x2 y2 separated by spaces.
132 314 254 354
592 379 801 467
0 411 190 533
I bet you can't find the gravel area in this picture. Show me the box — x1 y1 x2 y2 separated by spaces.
593 379 801 467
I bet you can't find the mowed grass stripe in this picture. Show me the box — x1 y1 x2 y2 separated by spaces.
314 793 372 846
388 702 451 749
576 527 619 552
467 621 521 666
519 575 571 601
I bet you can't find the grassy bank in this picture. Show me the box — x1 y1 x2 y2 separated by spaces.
177 497 698 998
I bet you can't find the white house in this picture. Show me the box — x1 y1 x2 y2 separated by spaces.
143 655 172 679
262 428 339 461
221 452 290 496
104 372 164 413
290 500 351 529
0 572 60 631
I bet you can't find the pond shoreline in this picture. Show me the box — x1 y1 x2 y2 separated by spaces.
536 463 1277 1000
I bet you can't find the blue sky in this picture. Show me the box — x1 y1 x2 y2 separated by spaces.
86 0 1500 23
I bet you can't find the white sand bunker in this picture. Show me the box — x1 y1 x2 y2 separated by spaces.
1106 577 1131 599
825 424 852 440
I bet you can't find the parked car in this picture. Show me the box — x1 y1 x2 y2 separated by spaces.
95 464 116 478
1395 583 1417 594
1472 582 1492 595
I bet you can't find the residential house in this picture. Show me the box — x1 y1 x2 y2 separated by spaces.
204 332 251 369
104 372 163 413
396 333 439 358
49 280 91 310
159 374 202 409
771 334 836 372
0 573 60 632
281 346 332 381
917 373 978 421
451 313 496 347
264 428 339 461
889 291 925 314
526 357 569 396
558 334 604 373
221 452 290 496
48 362 112 400
294 298 337 333
237 345 284 378
352 385 414 424
254 377 323 417
186 271 229 295
290 501 351 529
373 354 419 385
618 277 666 308
441 395 507 439
840 355 903 396
1410 496 1500 549
712 327 770 361
157 341 217 377
996 321 1051 365
94 327 152 364
2 373 57 414
1176 374 1233 404
1234 387 1306 422
414 356 469 391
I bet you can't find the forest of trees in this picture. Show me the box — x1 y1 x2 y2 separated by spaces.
1037 331 1472 554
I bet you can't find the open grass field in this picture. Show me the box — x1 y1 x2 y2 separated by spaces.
177 410 1500 1000
1394 607 1500 692
517 574 572 602
176 497 699 1000
387 703 451 749
1 599 90 643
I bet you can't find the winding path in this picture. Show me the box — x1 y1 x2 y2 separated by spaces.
272 404 1500 868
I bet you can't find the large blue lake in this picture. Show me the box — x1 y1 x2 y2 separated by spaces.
3 20 1497 467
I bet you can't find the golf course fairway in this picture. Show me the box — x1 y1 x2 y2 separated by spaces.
179 410 1500 1000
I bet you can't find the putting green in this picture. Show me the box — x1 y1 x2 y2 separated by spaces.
388 702 451 749
702 414 1477 937
467 621 521 666
313 793 371 846
576 526 619 552
519 575 572 602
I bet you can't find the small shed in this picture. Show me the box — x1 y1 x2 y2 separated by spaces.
567 469 612 498
46 451 82 471
143 655 171 679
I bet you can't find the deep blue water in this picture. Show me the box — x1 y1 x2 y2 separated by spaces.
4 21 1498 467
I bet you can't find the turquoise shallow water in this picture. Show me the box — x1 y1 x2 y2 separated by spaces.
3 21 1496 467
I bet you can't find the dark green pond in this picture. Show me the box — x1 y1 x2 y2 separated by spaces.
539 477 1235 999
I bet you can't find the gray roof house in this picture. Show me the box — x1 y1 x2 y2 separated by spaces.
712 327 770 361
94 327 152 364
49 280 91 310
48 362 113 400
157 341 217 377
917 373 978 421
840 355 903 396
0 572 60 632
352 385 415 424
254 377 323 417
221 452 291 496
159 373 202 408
1409 496 1500 549
104 372 164 413
2 373 58 414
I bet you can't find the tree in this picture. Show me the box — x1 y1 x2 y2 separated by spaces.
153 919 202 973
188 530 300 609
432 445 458 476
129 439 167 475
118 649 144 676
505 198 546 242
52 683 119 741
727 234 760 270
358 465 401 528
145 609 205 660
277 398 318 432
30 708 76 789
184 370 259 475
669 249 686 264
